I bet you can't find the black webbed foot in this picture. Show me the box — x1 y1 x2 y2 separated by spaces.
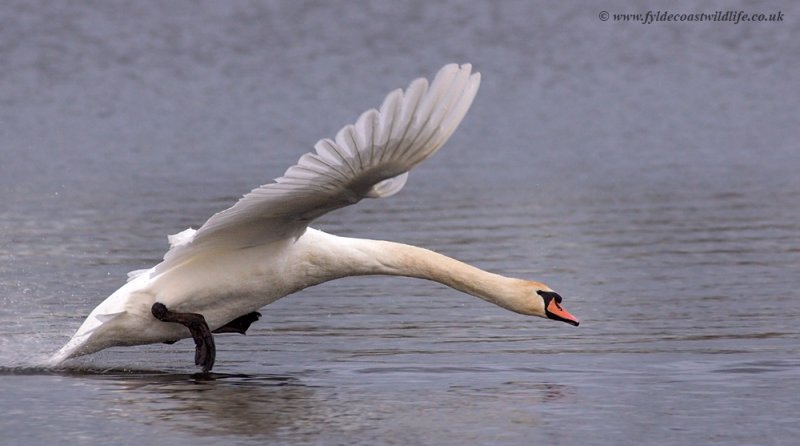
213 311 262 335
151 302 216 373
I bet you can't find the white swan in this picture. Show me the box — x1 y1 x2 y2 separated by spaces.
49 63 579 372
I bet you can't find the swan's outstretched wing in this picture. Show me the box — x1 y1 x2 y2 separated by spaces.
161 63 480 268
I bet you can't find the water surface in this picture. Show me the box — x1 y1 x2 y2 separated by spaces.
1 1 798 445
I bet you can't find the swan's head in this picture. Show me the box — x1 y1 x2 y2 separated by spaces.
509 282 580 326
536 289 580 326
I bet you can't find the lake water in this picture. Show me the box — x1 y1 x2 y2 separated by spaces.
1 1 798 445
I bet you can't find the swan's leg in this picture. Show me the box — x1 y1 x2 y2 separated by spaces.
213 311 262 335
160 311 261 345
151 302 216 373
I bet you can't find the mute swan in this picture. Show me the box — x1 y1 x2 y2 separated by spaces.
49 63 579 372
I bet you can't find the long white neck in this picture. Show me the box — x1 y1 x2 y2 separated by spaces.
296 228 543 316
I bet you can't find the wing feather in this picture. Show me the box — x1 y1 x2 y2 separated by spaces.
158 63 480 270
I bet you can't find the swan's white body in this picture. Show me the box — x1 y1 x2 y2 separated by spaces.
50 64 578 367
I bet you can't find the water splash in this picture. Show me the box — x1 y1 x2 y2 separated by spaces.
0 331 66 370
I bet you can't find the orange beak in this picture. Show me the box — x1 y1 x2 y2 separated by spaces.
546 298 580 326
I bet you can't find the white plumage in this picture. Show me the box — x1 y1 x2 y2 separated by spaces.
49 63 578 371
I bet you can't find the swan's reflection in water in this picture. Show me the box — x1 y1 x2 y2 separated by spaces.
42 366 576 442
72 369 322 438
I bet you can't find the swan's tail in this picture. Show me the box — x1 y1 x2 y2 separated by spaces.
47 341 79 366
48 266 157 367
46 324 104 367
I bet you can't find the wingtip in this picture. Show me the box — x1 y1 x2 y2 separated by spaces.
471 71 481 84
443 62 477 75
434 63 480 91
460 64 481 87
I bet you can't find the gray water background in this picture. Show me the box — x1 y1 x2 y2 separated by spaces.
1 1 798 445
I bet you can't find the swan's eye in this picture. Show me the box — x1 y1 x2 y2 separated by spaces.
536 290 563 304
